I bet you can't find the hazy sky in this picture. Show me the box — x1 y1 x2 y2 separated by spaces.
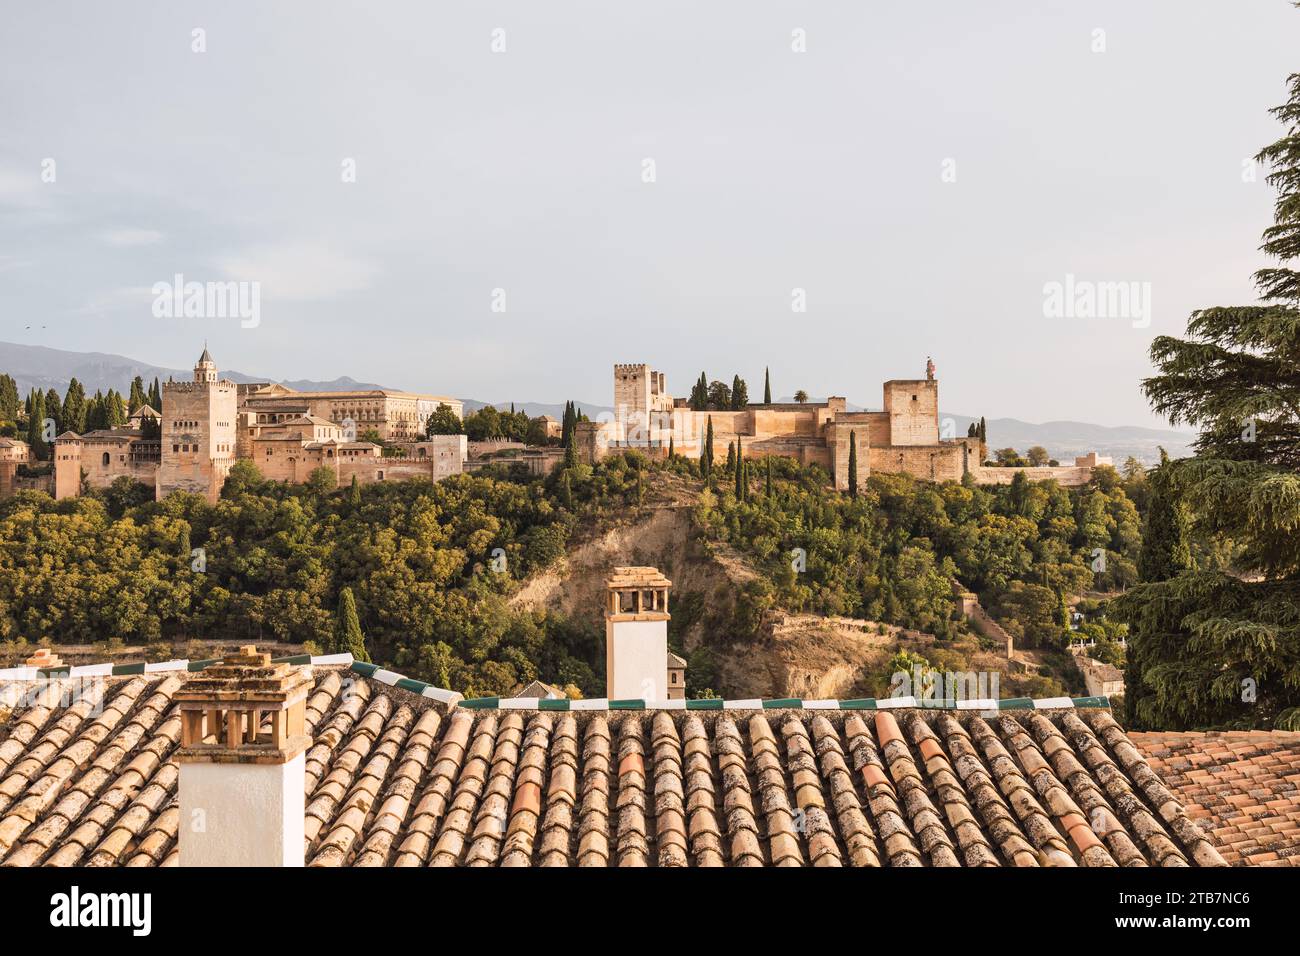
1 2 1297 425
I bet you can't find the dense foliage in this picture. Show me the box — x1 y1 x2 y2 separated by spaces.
1117 72 1300 731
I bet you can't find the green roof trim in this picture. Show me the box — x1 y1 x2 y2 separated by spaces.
838 698 878 710
1071 696 1111 709
998 698 1035 710
395 677 427 695
350 661 379 679
112 662 146 676
686 698 724 710
608 698 646 710
272 653 312 665
186 658 220 671
538 698 571 711
460 696 499 709
762 698 802 709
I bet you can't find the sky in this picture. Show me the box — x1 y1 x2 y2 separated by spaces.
0 1 1296 426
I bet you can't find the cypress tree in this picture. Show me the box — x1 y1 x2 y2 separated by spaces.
763 367 772 405
333 587 370 663
847 430 858 499
129 376 147 413
734 438 744 499
731 375 748 409
63 378 86 433
43 388 62 434
27 389 48 458
349 474 362 509
703 416 714 477
766 456 773 496
150 377 162 411
668 434 674 459
726 440 736 474
0 374 18 422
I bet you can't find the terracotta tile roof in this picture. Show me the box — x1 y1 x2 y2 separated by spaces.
1131 729 1300 867
0 663 1259 867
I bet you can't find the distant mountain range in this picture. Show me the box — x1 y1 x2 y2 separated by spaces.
2 343 1195 465
0 342 390 395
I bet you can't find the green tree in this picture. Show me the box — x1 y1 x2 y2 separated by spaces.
62 378 86 433
0 374 19 422
702 416 714 478
26 389 48 459
763 367 772 405
426 402 462 435
794 390 808 404
332 587 370 662
734 438 744 499
730 375 749 409
1117 70 1300 730
1027 445 1050 466
847 431 858 499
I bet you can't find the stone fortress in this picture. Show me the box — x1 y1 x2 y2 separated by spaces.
44 348 467 503
579 359 1108 489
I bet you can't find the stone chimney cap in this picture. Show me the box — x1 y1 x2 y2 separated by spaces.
25 647 62 668
606 566 672 589
175 645 312 706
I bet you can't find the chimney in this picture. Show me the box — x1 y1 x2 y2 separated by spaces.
25 648 63 669
605 566 671 700
175 646 312 867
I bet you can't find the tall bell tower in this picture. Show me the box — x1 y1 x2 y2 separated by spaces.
157 345 238 502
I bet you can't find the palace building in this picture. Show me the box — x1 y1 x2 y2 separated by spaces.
40 348 466 502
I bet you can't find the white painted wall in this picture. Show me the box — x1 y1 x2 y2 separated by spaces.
179 753 305 867
606 618 667 700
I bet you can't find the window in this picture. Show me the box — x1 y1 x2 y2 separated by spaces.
101 452 110 466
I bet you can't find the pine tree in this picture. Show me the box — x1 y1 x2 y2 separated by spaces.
848 430 858 499
333 587 370 663
1116 70 1300 730
763 367 772 405
27 389 47 458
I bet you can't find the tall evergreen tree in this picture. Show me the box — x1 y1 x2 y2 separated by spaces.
734 438 744 499
726 440 736 474
43 388 62 434
149 377 162 411
1116 70 1300 730
26 389 47 458
62 378 86 433
129 376 147 413
332 587 370 663
702 416 714 478
668 434 674 459
763 367 772 405
0 374 18 421
730 375 749 409
847 430 858 499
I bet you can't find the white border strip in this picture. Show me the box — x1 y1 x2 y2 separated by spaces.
499 697 540 710
310 653 355 666
802 699 841 710
144 659 189 673
571 698 609 711
421 686 462 706
1033 697 1075 709
957 698 999 711
0 666 37 681
645 699 687 710
371 668 402 686
725 699 763 710
69 663 114 677
877 696 916 709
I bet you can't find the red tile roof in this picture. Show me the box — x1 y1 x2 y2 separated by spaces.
1131 730 1300 867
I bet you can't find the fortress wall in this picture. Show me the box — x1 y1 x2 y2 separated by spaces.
971 465 1094 487
883 380 939 446
866 443 966 483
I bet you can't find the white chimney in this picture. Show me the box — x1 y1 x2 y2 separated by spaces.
175 646 311 867
605 566 671 700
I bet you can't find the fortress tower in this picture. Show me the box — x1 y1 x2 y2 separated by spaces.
157 346 238 502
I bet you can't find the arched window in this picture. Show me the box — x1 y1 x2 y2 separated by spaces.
101 452 110 466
